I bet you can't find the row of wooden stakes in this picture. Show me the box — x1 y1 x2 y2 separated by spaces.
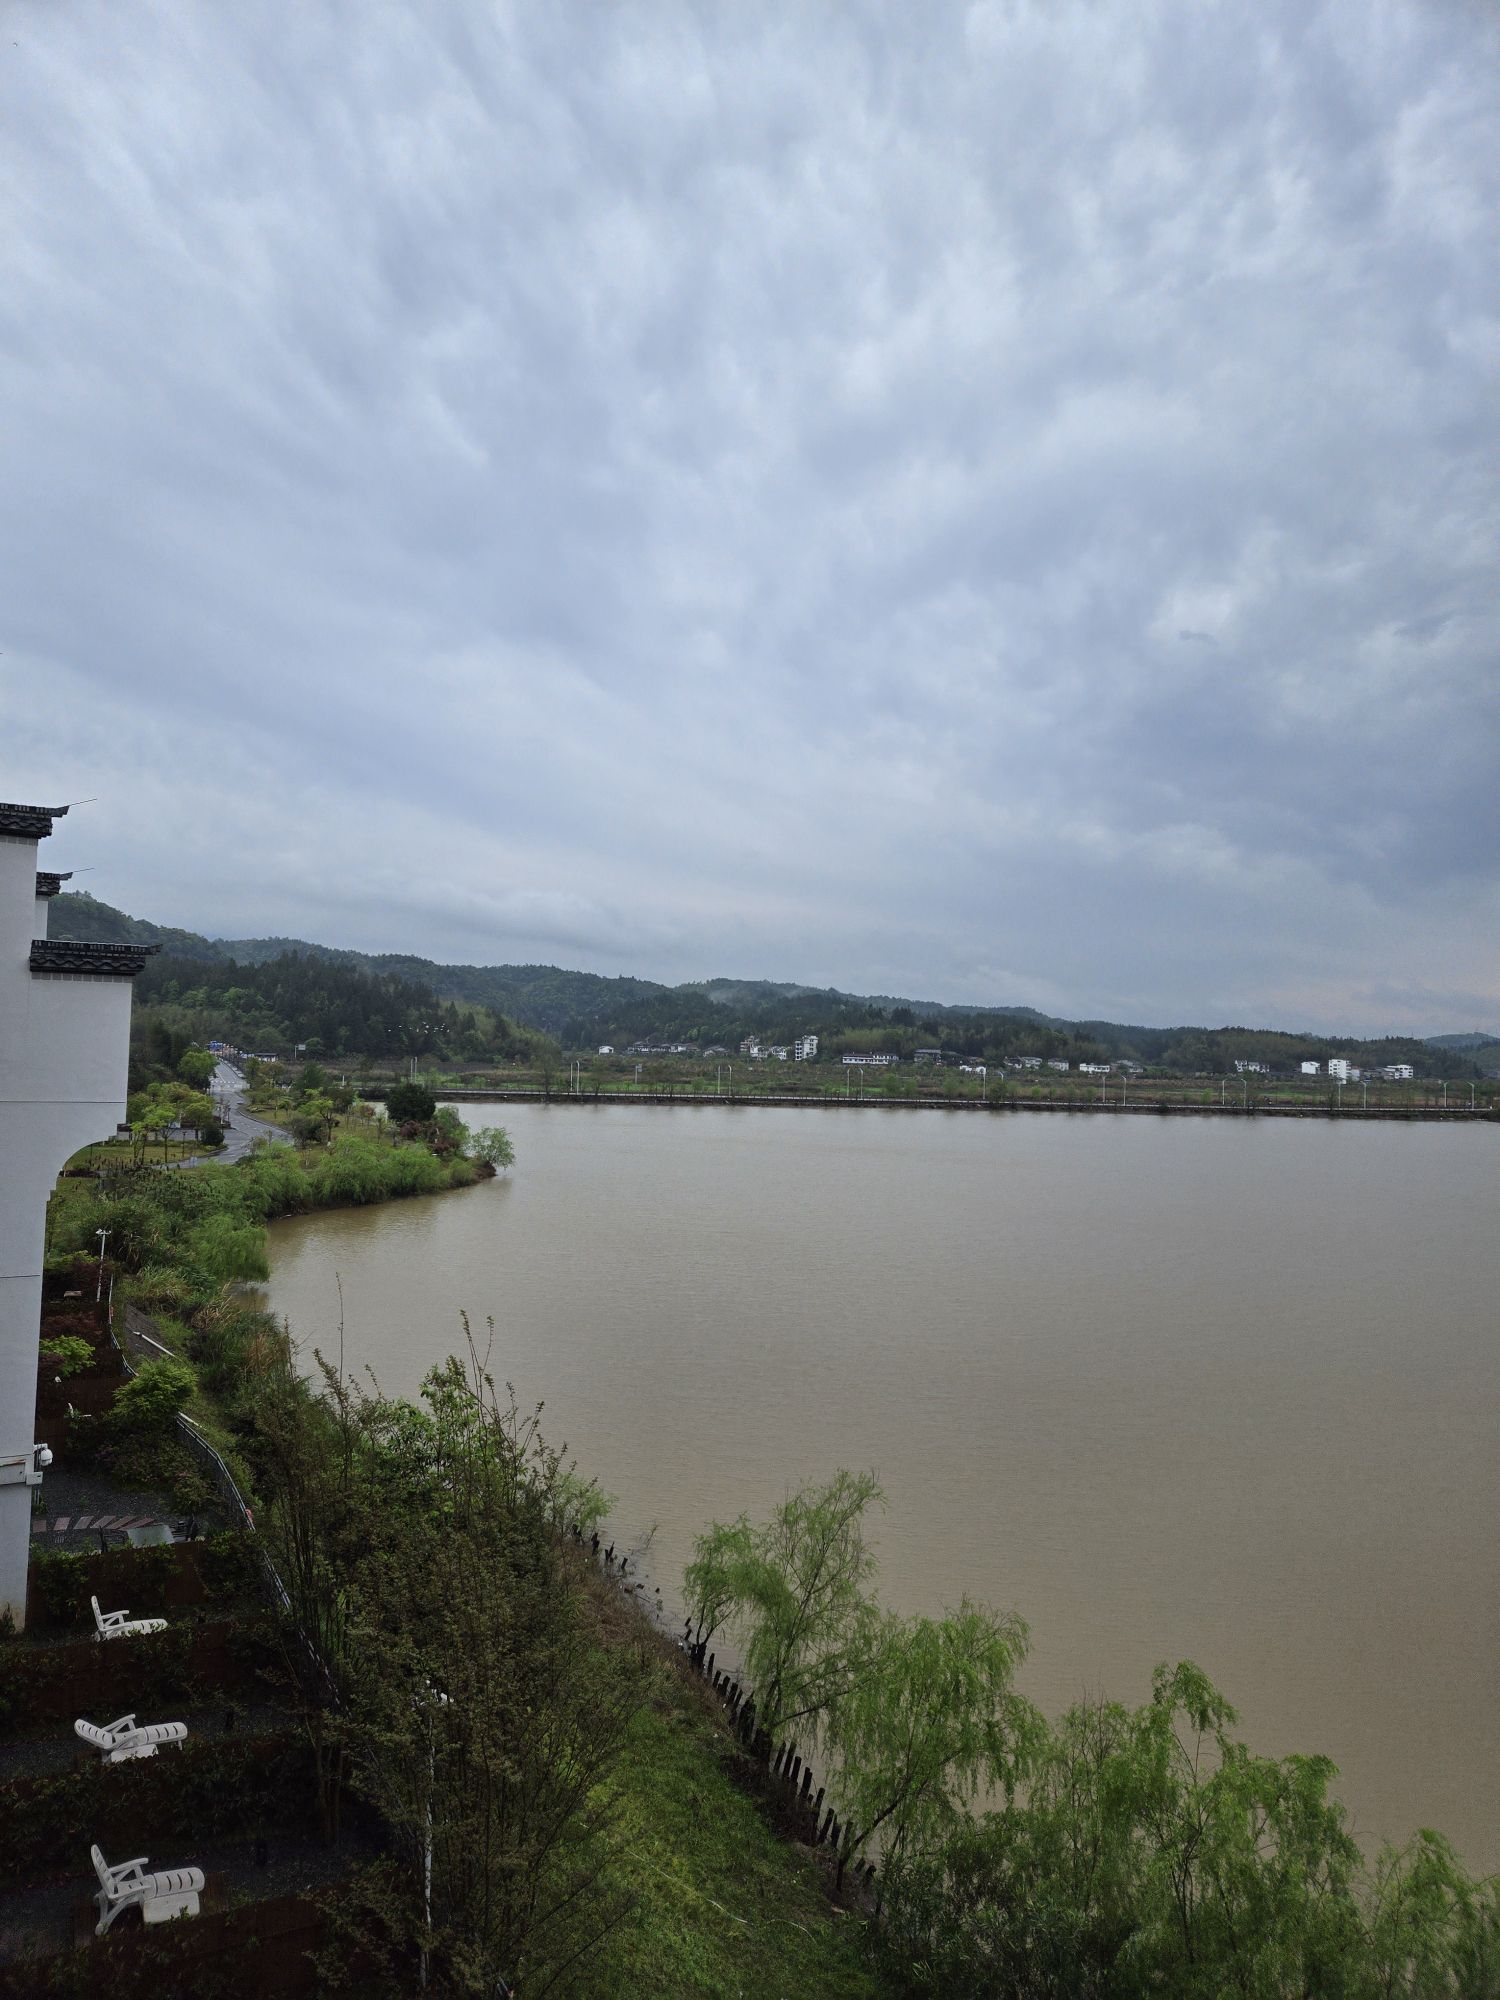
685 1636 877 1893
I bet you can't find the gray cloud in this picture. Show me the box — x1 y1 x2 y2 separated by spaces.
3 0 1496 1033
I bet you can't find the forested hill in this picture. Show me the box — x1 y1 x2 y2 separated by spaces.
50 891 1494 1076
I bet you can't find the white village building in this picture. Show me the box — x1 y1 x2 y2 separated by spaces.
0 803 157 1626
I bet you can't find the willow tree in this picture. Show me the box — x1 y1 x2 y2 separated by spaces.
685 1468 883 1747
824 1597 1037 1898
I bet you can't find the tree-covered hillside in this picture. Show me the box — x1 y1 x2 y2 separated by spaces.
132 951 550 1065
49 891 1488 1076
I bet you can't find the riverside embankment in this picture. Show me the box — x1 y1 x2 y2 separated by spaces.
359 1083 1493 1120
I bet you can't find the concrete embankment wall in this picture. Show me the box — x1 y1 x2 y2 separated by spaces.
361 1086 1489 1123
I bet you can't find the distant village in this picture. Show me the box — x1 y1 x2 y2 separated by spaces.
599 1035 1418 1083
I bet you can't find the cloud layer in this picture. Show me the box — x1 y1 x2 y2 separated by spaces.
3 1 1496 1031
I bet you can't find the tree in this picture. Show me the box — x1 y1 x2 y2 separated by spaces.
470 1126 515 1171
872 1662 1391 2000
1365 1832 1500 2000
824 1598 1036 1896
387 1081 437 1125
128 1081 211 1163
686 1469 883 1746
684 1514 754 1653
256 1341 644 1991
290 1092 339 1145
176 1046 217 1089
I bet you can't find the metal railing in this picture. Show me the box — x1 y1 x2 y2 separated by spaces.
113 1303 292 1617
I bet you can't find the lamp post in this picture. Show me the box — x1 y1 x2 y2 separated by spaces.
94 1228 110 1302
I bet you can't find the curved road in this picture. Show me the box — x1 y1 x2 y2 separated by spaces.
208 1061 285 1162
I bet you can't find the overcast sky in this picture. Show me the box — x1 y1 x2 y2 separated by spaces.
3 2 1496 1033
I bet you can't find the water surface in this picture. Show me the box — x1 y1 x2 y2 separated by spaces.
265 1105 1499 1868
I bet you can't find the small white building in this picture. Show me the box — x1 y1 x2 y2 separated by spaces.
1 806 158 1626
1234 1060 1269 1075
1300 1061 1321 1076
1327 1059 1351 1083
842 1052 898 1066
1008 1055 1043 1070
1380 1063 1415 1081
597 1045 614 1056
1046 1059 1070 1072
1078 1062 1110 1074
793 1035 818 1061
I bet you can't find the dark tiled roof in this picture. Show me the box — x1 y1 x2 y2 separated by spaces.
34 871 73 898
0 802 69 840
30 939 161 978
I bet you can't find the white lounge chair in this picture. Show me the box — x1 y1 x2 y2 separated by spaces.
75 1713 189 1763
90 1844 205 1935
90 1594 167 1642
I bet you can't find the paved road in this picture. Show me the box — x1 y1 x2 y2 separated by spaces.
210 1061 285 1161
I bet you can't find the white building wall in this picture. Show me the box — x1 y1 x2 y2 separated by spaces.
0 823 139 1627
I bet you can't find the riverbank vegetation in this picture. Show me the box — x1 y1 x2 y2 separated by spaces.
687 1476 1499 1997
36 1104 875 1993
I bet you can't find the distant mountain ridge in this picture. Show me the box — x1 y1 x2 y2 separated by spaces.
50 891 1494 1070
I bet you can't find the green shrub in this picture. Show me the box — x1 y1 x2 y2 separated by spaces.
188 1212 270 1284
238 1143 313 1217
28 1548 91 1624
198 1530 262 1605
124 1264 209 1316
306 1136 388 1206
38 1334 94 1378
107 1357 196 1441
385 1142 447 1196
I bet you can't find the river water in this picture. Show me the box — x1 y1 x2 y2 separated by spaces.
264 1104 1499 1870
